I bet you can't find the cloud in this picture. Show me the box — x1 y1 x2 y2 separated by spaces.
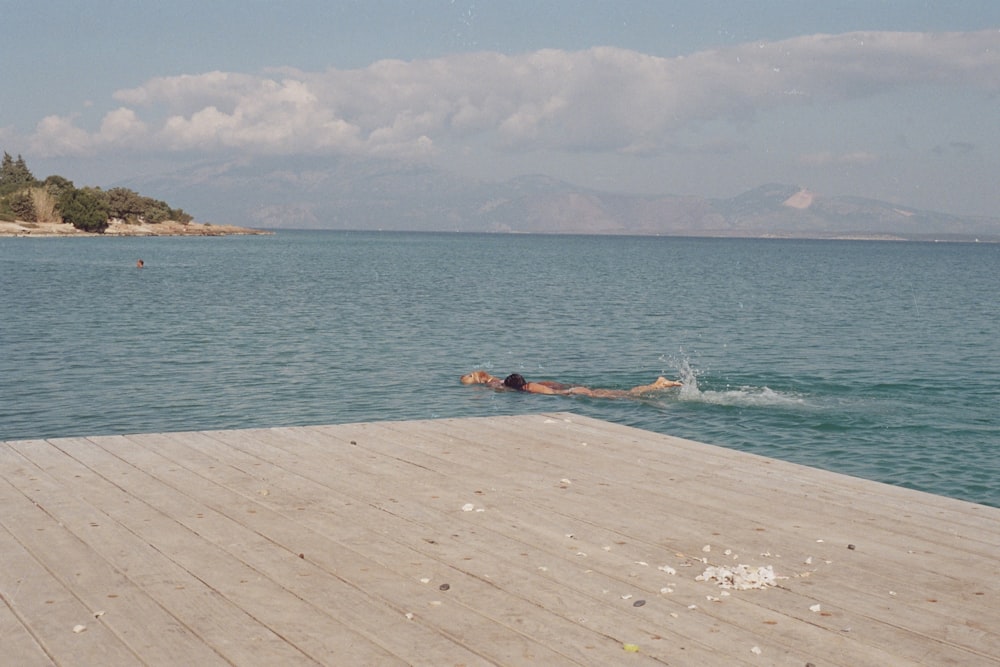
99 107 148 145
29 115 94 156
25 29 1000 159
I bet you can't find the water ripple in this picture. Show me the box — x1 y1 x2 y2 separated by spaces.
2 233 997 507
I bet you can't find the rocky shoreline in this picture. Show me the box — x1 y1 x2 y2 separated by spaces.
0 219 270 237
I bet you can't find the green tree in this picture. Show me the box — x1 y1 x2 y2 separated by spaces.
0 152 36 192
43 174 75 200
9 191 37 221
1 153 198 226
14 154 33 181
141 197 172 223
170 207 193 224
58 187 109 232
104 187 188 223
106 187 146 221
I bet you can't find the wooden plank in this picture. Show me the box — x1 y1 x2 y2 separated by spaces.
538 414 1000 539
289 415 1000 665
223 426 748 665
113 430 553 667
2 414 998 666
404 414 1000 663
0 562 57 667
433 413 999 543
408 414 1000 578
2 439 293 666
0 478 144 666
445 415 997 561
281 420 947 666
135 427 680 666
16 435 410 667
203 422 896 666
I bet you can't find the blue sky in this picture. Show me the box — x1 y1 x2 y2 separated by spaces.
3 1 1000 219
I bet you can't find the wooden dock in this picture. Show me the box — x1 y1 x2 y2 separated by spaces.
1 413 998 666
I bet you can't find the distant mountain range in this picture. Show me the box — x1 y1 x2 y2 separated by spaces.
123 156 1000 241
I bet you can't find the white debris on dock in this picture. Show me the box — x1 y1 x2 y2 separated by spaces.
696 564 777 590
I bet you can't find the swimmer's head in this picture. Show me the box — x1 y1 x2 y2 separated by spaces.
503 373 528 391
461 370 498 385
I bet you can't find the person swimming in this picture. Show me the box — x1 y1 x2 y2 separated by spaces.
136 259 144 268
461 370 681 397
460 370 571 391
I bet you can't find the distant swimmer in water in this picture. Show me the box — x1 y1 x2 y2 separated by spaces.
460 370 681 397
136 259 144 268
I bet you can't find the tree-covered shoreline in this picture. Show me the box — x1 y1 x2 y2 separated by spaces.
0 152 193 233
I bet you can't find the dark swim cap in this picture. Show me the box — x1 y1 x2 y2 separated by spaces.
503 373 527 390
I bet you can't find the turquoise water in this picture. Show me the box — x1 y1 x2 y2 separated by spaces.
2 231 998 507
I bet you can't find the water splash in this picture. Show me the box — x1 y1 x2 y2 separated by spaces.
683 385 807 409
666 355 807 409
672 356 701 396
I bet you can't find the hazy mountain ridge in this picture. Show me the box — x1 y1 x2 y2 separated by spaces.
123 157 1000 240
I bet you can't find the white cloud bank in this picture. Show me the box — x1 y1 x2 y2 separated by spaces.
26 30 1000 159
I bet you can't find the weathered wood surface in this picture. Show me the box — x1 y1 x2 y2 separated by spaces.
1 413 997 666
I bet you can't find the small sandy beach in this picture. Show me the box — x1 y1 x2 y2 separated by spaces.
0 218 269 237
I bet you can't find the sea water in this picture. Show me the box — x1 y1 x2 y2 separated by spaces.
1 231 997 507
